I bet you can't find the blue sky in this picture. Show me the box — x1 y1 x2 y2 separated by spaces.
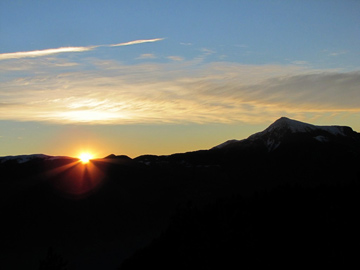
2 0 359 68
1 0 360 158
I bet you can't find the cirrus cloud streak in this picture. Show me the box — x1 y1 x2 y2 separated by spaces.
0 38 164 60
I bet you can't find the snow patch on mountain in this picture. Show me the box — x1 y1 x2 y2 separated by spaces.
314 135 329 143
266 139 281 151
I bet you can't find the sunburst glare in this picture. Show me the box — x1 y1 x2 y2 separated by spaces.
79 152 93 163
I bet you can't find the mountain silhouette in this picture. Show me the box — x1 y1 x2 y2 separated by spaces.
213 116 359 151
0 117 359 269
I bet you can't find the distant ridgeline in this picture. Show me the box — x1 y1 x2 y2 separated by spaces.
0 117 359 269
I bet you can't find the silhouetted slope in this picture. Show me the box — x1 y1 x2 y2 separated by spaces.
0 117 359 269
120 183 360 269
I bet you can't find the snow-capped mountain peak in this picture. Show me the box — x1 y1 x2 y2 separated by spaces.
213 117 358 152
263 117 315 133
252 117 351 137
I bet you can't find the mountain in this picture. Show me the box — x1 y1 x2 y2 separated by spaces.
209 116 360 188
135 117 360 183
213 116 360 152
119 117 360 270
0 117 359 269
0 154 73 164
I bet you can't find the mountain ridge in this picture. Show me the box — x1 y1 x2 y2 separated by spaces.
1 117 359 164
0 153 74 164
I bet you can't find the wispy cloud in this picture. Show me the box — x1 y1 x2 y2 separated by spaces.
0 38 164 60
136 53 157 60
201 48 215 55
110 38 164 47
291 60 308 65
323 49 348 57
0 46 94 60
192 48 216 63
329 50 348 56
1 57 359 128
167 56 184 61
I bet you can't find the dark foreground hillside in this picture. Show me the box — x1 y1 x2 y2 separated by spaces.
120 183 360 269
1 118 359 269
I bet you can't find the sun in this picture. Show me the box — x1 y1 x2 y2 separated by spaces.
79 152 93 164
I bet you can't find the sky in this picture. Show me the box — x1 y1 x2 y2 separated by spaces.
1 0 360 158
